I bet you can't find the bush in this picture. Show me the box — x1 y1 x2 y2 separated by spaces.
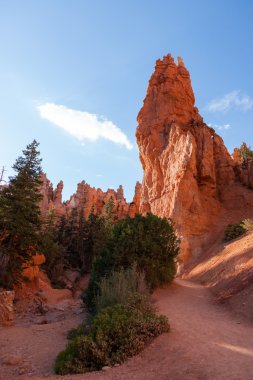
242 218 253 232
67 322 91 340
55 301 169 375
55 335 104 374
83 213 179 313
224 222 246 241
94 265 148 314
56 213 176 375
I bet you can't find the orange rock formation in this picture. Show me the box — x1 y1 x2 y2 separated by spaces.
40 173 141 220
136 53 253 263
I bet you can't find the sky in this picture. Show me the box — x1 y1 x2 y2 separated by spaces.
1 1 253 201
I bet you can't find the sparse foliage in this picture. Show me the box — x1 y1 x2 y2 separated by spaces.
242 218 253 232
224 222 246 241
94 265 148 314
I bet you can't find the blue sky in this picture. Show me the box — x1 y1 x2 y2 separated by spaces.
1 1 253 201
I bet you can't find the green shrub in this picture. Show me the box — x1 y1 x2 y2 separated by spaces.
90 304 169 364
126 292 155 314
67 322 91 340
94 265 148 313
54 335 106 374
83 213 179 313
55 301 169 375
224 222 246 241
242 218 253 232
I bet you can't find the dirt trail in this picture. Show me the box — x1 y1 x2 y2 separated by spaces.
0 298 84 379
2 279 252 380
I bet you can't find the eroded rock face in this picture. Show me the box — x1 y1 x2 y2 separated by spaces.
129 181 142 217
234 159 253 189
136 54 236 262
40 176 141 220
39 174 65 218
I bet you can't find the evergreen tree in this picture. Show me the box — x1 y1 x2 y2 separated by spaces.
39 208 65 284
82 208 108 272
57 215 67 245
83 213 180 313
60 206 109 272
0 140 43 288
104 197 115 227
65 207 79 268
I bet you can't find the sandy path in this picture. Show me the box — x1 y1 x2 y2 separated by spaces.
2 279 253 380
0 299 84 380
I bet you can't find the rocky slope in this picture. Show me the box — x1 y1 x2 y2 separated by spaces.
40 173 141 220
136 53 253 264
184 229 253 324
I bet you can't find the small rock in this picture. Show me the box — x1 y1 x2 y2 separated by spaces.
55 307 64 312
3 354 23 366
102 366 111 371
36 317 48 325
114 363 120 367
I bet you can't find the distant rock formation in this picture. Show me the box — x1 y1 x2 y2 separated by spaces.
39 173 141 220
136 53 253 263
40 174 65 218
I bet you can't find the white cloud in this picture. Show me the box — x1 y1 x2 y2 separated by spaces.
206 91 253 112
37 102 133 150
208 123 231 131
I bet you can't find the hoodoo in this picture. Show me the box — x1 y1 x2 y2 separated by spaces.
136 54 253 263
39 173 141 220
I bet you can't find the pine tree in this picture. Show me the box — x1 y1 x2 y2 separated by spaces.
0 140 43 288
40 208 65 284
104 196 117 230
80 207 108 272
57 215 67 245
65 207 79 267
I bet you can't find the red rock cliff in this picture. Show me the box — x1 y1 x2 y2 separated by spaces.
136 54 251 263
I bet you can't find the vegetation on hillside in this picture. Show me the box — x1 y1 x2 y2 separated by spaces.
0 140 115 288
83 213 179 314
224 218 253 241
0 140 179 374
54 214 179 374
